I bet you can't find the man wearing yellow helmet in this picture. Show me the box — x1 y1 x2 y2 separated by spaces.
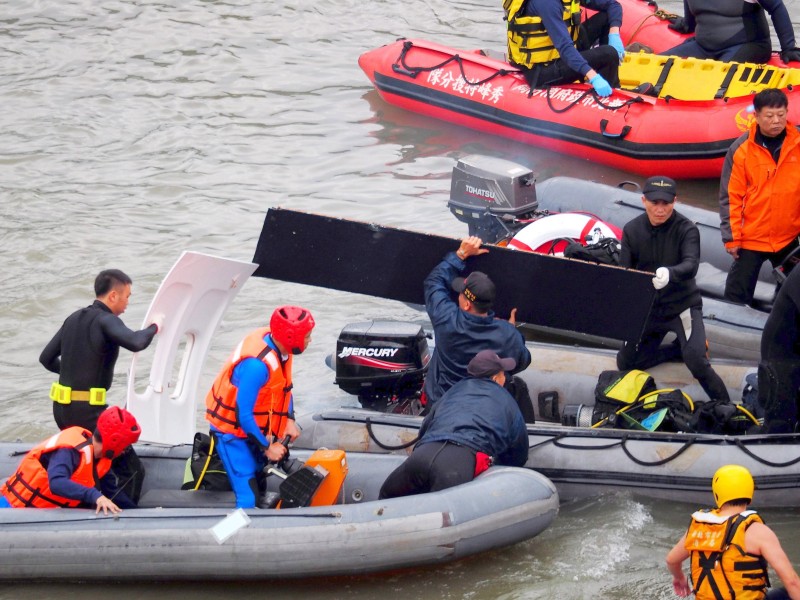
666 464 800 599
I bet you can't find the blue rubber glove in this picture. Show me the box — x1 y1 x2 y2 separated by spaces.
608 33 625 60
589 74 613 97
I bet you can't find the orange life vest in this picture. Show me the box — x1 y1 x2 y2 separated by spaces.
1 427 109 508
686 509 769 600
205 328 293 439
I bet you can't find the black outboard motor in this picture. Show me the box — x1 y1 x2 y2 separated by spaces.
448 154 539 243
333 320 430 415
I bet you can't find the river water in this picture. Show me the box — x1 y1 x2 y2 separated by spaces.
1 0 799 597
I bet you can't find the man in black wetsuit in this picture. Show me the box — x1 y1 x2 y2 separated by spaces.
40 269 160 505
758 266 800 433
616 177 730 403
663 0 800 65
40 269 161 431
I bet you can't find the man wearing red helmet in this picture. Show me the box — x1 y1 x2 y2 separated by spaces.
205 305 315 508
0 407 141 514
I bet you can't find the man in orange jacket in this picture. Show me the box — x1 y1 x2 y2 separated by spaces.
719 88 800 306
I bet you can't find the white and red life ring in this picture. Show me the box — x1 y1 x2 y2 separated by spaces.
507 212 622 254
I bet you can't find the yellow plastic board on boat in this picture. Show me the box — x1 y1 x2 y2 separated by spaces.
620 54 800 101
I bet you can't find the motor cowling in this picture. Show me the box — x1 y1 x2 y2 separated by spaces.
448 154 538 243
333 320 430 413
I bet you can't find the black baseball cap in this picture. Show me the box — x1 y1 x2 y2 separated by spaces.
643 176 677 203
467 349 517 378
451 271 496 309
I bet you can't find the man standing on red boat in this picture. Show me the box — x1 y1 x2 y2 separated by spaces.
504 0 625 97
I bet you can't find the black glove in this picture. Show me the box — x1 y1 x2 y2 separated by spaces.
781 48 800 64
667 17 691 34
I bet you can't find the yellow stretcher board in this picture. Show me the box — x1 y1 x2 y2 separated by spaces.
619 53 800 101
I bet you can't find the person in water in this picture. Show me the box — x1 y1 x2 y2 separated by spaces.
666 464 800 599
663 0 800 65
379 349 529 499
40 268 161 432
205 305 315 509
0 407 142 513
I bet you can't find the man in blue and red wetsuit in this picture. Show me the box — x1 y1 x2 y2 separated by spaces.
205 305 315 509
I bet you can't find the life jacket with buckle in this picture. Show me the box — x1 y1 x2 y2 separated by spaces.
1 427 109 508
686 509 769 600
205 328 294 439
505 0 581 68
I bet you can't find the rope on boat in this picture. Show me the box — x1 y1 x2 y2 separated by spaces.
531 428 800 469
365 416 419 450
625 8 679 46
393 40 518 87
733 438 800 468
0 511 343 526
619 435 698 466
393 40 643 115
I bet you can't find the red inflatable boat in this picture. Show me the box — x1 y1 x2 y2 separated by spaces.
359 38 800 179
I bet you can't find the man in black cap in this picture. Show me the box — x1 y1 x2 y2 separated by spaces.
379 349 529 499
422 235 531 408
616 176 730 403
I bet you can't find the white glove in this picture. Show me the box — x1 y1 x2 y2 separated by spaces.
150 313 165 333
652 267 670 290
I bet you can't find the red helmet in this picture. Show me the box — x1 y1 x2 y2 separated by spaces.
96 407 141 459
270 305 315 355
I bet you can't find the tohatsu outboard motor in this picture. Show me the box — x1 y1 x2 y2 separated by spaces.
333 320 431 415
448 154 539 243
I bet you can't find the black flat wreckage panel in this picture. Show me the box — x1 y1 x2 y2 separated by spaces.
253 208 655 342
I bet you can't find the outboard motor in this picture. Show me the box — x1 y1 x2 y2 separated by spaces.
448 154 539 243
333 320 430 414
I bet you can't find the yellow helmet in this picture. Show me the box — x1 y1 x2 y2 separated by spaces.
712 464 754 508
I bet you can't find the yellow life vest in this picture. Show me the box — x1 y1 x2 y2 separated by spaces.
686 509 769 600
505 0 582 68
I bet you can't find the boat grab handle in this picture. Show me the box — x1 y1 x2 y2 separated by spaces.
599 119 631 139
392 64 419 78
